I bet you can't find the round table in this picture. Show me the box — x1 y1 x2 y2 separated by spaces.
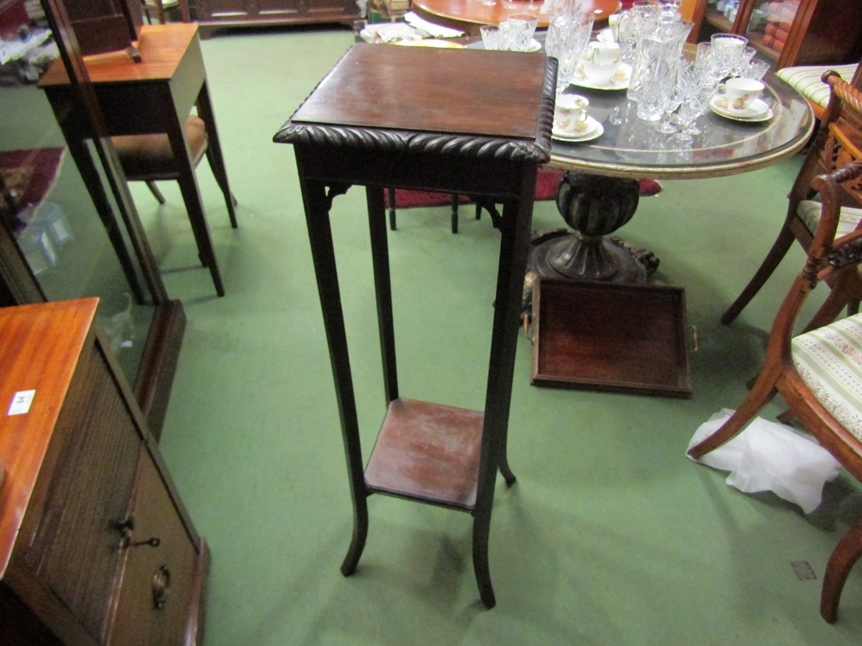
533 67 815 283
411 0 621 35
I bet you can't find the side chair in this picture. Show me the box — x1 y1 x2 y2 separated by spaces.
722 72 862 328
386 189 499 234
112 114 238 296
776 59 861 121
689 159 862 624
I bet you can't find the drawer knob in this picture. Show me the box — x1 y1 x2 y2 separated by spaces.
130 536 161 548
152 565 171 609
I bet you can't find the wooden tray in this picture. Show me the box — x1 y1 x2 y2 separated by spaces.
531 278 692 397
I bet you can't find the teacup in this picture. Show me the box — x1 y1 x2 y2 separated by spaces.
585 40 621 65
582 41 622 85
724 77 764 111
554 94 590 133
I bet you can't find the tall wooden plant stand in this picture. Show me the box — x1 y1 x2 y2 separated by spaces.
274 43 555 608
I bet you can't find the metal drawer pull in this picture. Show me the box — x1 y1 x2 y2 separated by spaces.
151 565 171 609
130 536 161 548
113 515 160 548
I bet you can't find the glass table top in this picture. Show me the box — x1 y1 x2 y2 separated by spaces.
549 73 814 179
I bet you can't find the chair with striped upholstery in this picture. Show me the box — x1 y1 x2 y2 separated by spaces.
689 158 862 624
776 61 860 120
722 72 862 327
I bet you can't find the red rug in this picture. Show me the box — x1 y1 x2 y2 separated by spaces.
0 147 65 231
384 168 661 209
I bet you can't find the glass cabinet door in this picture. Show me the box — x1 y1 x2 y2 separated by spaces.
741 0 798 63
0 0 179 436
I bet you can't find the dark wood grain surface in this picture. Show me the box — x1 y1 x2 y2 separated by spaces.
290 44 550 140
0 299 98 580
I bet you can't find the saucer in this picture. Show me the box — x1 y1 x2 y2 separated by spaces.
570 63 631 90
515 39 542 53
552 116 603 142
709 95 773 122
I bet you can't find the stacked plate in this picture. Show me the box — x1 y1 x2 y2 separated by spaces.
552 115 604 142
570 63 632 91
709 95 774 122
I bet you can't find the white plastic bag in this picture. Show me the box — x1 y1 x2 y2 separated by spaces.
687 410 841 514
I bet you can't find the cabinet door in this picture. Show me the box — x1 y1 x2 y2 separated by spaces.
256 0 301 18
109 449 198 646
20 342 141 643
199 0 255 20
742 0 798 62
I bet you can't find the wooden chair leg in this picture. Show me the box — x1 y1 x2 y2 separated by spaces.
172 153 224 295
388 187 397 231
204 147 238 229
450 193 459 234
688 366 782 459
722 225 796 324
146 180 167 205
821 516 862 623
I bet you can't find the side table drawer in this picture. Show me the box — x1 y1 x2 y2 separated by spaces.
21 343 141 642
109 448 197 646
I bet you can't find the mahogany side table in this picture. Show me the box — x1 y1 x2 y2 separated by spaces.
274 43 555 608
39 24 236 298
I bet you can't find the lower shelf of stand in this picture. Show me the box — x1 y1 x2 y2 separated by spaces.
364 398 483 511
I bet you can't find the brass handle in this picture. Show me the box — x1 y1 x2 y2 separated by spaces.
151 565 170 609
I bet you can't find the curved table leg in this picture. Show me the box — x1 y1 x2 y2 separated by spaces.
472 509 496 609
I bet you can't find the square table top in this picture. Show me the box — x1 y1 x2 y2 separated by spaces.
280 43 556 156
39 23 198 88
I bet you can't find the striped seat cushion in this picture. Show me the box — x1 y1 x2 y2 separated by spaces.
797 200 862 237
792 315 862 442
776 64 858 109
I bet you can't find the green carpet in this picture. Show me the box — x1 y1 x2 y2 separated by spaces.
127 25 862 645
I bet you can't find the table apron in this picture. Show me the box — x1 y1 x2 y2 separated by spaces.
293 144 536 201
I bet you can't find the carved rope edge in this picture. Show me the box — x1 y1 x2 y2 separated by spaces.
273 124 549 163
535 56 557 158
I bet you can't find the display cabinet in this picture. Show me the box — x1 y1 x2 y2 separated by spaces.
0 299 208 645
689 0 862 69
188 0 360 38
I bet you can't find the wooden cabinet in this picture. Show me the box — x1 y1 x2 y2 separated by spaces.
689 0 862 69
0 299 208 646
189 0 360 38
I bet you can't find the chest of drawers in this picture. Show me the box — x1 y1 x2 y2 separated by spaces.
0 299 207 646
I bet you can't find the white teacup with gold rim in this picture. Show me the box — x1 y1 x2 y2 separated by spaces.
554 94 590 134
